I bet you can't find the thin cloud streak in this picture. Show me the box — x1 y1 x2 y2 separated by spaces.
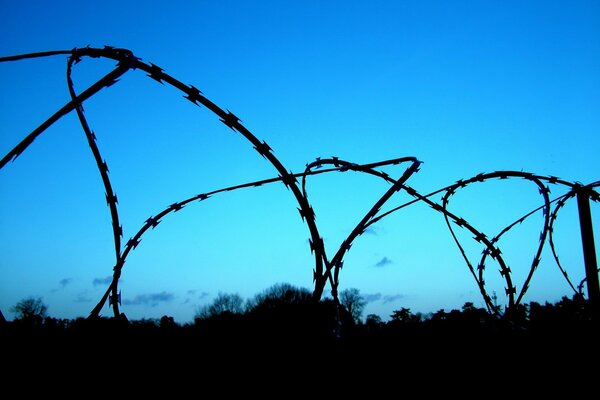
363 293 382 303
383 294 405 304
93 276 112 286
59 278 72 288
123 291 174 307
364 227 377 235
374 257 392 268
74 294 92 303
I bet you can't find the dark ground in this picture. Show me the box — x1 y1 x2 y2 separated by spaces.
2 298 598 392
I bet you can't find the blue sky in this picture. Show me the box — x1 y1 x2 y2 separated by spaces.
1 1 598 322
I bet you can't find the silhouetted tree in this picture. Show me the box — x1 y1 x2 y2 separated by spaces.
246 282 312 312
461 302 476 312
11 296 47 324
43 317 70 330
504 303 528 326
457 301 490 327
365 313 382 329
244 283 348 341
195 292 244 320
431 309 447 321
390 307 414 323
339 288 367 323
160 315 177 329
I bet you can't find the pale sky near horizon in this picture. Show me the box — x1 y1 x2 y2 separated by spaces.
1 0 598 322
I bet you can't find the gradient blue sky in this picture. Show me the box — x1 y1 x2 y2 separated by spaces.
1 0 598 322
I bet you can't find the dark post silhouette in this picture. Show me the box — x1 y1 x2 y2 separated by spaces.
576 187 599 315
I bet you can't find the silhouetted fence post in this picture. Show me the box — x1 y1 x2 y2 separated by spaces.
576 187 599 317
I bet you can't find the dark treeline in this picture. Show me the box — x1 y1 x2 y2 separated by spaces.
2 285 598 384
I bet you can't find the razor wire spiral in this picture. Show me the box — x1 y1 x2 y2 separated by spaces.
1 46 598 318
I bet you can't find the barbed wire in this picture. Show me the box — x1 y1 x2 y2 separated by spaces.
1 46 597 319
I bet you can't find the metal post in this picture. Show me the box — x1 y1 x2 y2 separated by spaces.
576 188 599 314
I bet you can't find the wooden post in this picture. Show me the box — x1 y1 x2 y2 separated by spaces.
576 188 599 315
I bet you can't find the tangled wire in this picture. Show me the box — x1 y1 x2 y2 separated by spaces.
1 46 598 319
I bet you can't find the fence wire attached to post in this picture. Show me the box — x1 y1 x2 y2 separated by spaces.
576 187 599 317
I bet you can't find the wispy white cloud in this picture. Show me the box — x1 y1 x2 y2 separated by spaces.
383 294 405 304
363 227 377 235
74 293 92 303
197 291 209 300
59 278 73 288
93 276 113 286
123 291 174 307
186 290 210 299
51 278 74 292
183 290 209 304
363 293 382 303
374 257 392 268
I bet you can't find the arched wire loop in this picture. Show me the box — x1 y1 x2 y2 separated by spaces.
548 182 600 295
441 172 552 312
93 162 406 315
1 47 326 316
301 157 421 301
66 55 124 316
